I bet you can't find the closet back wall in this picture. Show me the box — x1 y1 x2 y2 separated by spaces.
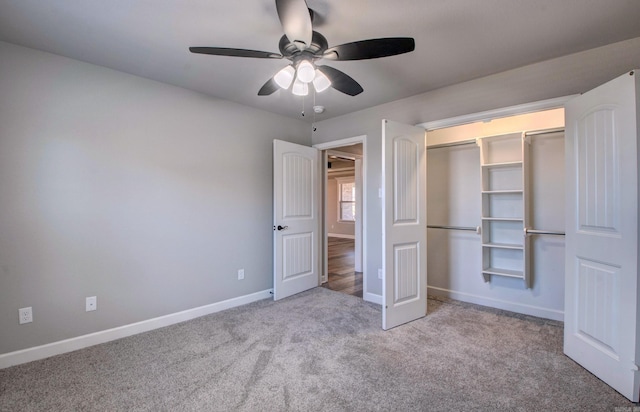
426 127 565 320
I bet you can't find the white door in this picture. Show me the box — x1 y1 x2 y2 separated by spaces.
382 120 427 330
564 70 640 402
273 139 320 301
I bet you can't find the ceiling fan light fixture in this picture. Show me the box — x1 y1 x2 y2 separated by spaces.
274 65 295 89
312 69 331 92
190 1 416 99
292 78 309 96
296 60 315 83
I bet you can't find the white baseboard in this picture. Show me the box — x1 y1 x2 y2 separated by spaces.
363 292 382 305
327 233 355 239
427 286 564 321
0 289 273 369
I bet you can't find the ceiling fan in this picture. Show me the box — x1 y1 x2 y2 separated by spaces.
189 0 415 97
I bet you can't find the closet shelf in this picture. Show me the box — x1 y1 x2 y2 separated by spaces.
482 190 523 194
482 267 524 279
482 242 523 250
481 161 523 168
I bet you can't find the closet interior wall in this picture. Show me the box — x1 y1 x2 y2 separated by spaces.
426 115 566 321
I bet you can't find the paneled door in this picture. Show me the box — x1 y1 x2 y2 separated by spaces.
273 140 320 301
564 70 640 402
382 120 427 330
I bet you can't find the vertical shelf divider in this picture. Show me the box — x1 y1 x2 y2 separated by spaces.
522 132 531 288
477 132 531 288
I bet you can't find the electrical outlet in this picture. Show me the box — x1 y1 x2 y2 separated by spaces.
237 269 245 280
86 296 97 312
19 307 33 324
378 268 383 279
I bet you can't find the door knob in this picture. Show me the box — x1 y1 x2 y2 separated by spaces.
275 225 288 231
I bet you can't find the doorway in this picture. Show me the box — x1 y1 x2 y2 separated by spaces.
313 136 366 299
323 148 361 297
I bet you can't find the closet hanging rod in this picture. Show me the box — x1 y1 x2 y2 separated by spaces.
523 127 565 137
427 127 564 150
525 228 565 236
427 225 480 233
427 128 565 150
427 139 476 150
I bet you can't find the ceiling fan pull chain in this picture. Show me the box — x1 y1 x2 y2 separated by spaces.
312 89 317 129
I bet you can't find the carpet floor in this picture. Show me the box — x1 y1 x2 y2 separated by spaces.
0 287 635 411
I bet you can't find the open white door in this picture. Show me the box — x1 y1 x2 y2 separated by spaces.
382 120 427 330
564 70 640 402
273 139 320 301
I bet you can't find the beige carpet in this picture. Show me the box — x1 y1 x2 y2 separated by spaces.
0 287 635 411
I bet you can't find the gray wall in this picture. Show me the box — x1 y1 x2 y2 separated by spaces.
311 36 640 297
0 41 310 354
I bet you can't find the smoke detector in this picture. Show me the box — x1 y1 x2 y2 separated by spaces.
313 105 325 114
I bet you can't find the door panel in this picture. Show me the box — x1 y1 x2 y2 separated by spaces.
273 140 319 300
564 71 640 402
382 120 427 330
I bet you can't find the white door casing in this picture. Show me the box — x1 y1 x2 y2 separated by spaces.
273 139 320 301
382 120 427 330
564 70 640 402
355 158 363 272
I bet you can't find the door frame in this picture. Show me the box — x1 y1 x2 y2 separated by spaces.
314 135 368 300
417 96 576 131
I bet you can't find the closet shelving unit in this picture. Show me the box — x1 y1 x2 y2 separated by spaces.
477 132 531 288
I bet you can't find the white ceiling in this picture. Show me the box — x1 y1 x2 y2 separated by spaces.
1 0 640 122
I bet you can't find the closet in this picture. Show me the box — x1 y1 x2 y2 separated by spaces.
425 109 566 320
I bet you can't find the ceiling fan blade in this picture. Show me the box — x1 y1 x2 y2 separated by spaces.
189 47 282 59
316 65 363 96
258 78 280 96
275 0 312 50
323 38 415 61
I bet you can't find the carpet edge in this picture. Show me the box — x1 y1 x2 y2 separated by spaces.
0 288 273 369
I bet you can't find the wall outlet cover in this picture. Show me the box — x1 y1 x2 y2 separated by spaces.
238 269 245 280
86 296 97 312
19 307 33 324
